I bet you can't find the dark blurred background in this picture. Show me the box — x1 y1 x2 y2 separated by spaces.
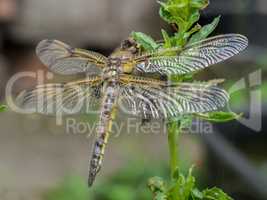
0 0 266 200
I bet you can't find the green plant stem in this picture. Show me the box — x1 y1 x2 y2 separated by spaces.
167 121 180 179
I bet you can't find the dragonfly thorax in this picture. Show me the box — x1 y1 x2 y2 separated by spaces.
108 57 121 65
102 58 122 80
109 50 136 74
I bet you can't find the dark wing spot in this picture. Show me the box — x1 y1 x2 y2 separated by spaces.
93 87 102 99
130 85 135 91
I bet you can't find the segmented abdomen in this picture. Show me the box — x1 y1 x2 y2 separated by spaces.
88 82 118 186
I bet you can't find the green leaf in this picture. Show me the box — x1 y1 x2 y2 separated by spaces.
167 166 196 200
187 10 201 29
155 193 168 200
161 29 172 48
190 0 209 9
183 167 196 200
195 112 242 123
148 177 168 200
131 32 159 51
159 3 175 23
202 187 233 200
172 167 180 180
182 24 202 43
148 177 166 193
168 2 188 9
0 105 7 112
188 16 221 44
192 188 204 199
159 1 188 28
180 115 193 130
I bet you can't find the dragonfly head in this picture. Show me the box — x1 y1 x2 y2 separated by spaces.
110 37 139 74
121 37 139 54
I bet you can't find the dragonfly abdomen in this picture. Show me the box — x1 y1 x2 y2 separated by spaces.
88 81 119 186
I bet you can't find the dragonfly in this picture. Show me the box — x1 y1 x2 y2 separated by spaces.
16 34 248 186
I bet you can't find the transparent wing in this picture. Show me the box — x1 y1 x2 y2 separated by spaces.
134 34 248 75
36 40 107 75
16 77 103 115
119 77 229 119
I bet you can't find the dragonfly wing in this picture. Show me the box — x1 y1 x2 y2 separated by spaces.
119 79 229 119
16 77 103 115
36 40 107 75
134 34 248 75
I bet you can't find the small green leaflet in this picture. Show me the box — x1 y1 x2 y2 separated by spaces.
201 187 234 200
189 16 221 44
195 112 242 123
131 32 160 51
161 29 172 48
190 0 209 9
